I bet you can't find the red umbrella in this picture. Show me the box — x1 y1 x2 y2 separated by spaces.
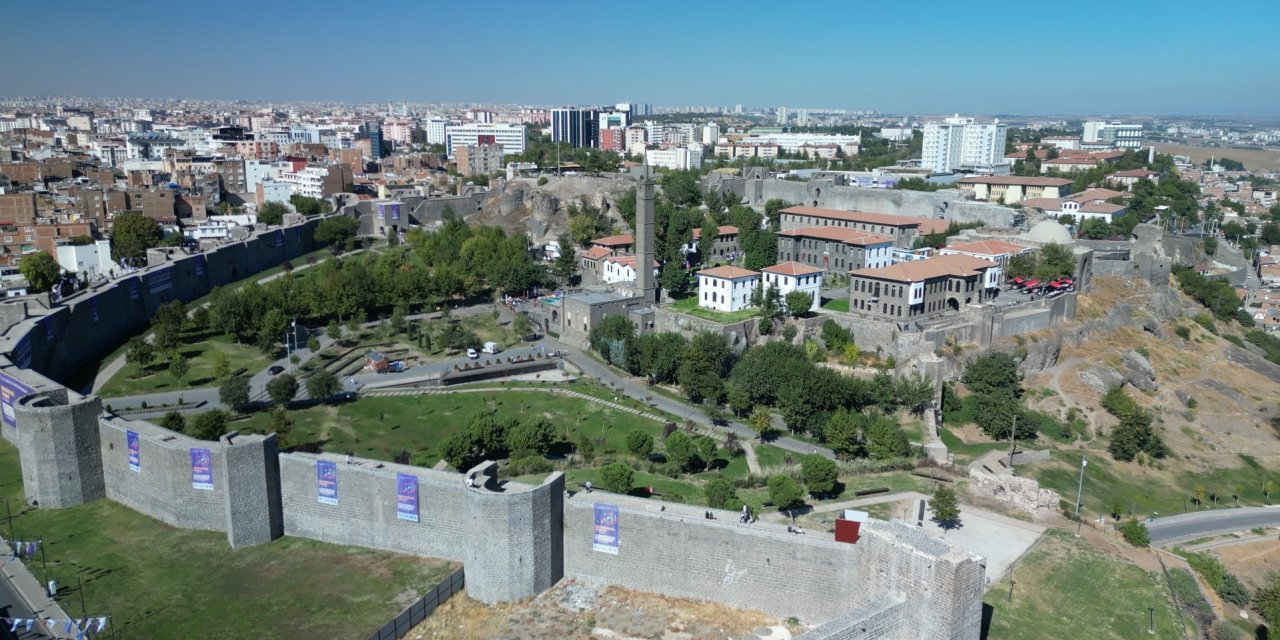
1024 279 1040 288
1012 276 1024 284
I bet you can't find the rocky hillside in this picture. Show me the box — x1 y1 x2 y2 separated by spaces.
468 175 636 245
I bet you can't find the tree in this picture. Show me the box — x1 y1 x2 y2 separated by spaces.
695 435 717 465
441 429 484 471
801 454 839 496
326 319 343 344
188 409 229 440
664 431 701 472
698 216 717 262
126 336 155 375
158 410 186 433
219 376 251 413
784 290 813 316
749 406 773 439
1255 571 1280 626
258 201 289 225
151 301 187 353
1035 243 1076 281
600 462 635 494
552 234 578 282
626 430 654 458
971 391 1025 440
305 369 341 403
705 477 738 510
512 313 534 339
821 319 853 352
767 475 805 511
19 252 61 292
507 417 556 457
1119 518 1150 547
930 485 960 529
1079 217 1113 240
660 170 702 208
895 374 934 417
168 353 189 389
825 408 866 459
266 373 298 407
111 212 163 265
616 188 637 229
962 353 1022 396
314 215 360 246
866 416 912 460
269 406 294 447
764 199 792 229
212 351 231 380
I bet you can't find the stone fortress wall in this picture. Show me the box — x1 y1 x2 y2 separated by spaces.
0 215 986 638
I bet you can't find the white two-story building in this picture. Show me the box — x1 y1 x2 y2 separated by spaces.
697 266 760 313
762 262 823 312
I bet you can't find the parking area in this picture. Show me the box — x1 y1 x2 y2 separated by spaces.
920 505 1046 585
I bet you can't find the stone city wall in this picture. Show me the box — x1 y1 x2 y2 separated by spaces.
796 594 907 640
98 415 227 532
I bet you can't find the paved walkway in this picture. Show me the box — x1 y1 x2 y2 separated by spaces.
0 534 75 639
742 441 762 474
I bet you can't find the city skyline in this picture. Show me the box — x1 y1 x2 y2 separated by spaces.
2 0 1279 116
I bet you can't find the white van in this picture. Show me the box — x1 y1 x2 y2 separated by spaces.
482 342 502 354
466 348 478 359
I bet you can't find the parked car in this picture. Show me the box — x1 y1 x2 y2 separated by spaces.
268 365 285 375
466 348 479 359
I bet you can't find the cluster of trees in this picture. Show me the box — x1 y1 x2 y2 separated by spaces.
564 201 615 248
893 177 945 192
1004 243 1076 282
124 301 195 386
1100 387 1167 462
314 215 360 247
258 201 289 225
111 212 163 265
588 321 922 459
18 252 63 292
201 214 546 353
505 130 622 174
158 409 230 441
1172 266 1247 324
956 353 1033 440
439 410 557 471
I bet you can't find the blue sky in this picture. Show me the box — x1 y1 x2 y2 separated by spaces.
2 0 1277 115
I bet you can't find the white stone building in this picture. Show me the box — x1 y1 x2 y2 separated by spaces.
697 266 760 313
761 262 823 312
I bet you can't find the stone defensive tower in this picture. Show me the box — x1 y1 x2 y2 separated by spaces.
635 172 657 304
14 388 104 508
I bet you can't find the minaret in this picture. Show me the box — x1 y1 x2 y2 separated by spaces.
636 172 657 304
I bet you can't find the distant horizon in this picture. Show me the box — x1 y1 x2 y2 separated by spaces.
2 0 1278 116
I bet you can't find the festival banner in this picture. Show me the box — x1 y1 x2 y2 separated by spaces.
147 268 173 294
396 473 419 523
317 460 338 505
90 298 99 322
190 448 214 490
276 229 285 247
194 254 206 277
128 277 141 300
592 503 620 555
0 371 33 429
127 430 140 472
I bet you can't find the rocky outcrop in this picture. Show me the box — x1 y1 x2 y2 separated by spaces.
1080 366 1126 394
1015 336 1061 374
1121 350 1158 392
471 176 636 244
1142 316 1164 339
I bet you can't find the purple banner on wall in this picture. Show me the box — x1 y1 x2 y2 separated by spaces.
90 298 99 322
128 278 141 300
592 503 619 555
42 318 52 341
396 473 419 523
0 372 33 429
127 430 140 472
10 335 31 368
317 460 338 505
276 229 285 247
147 268 173 295
194 255 205 277
190 448 214 490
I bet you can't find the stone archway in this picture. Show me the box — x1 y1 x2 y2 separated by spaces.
947 297 960 311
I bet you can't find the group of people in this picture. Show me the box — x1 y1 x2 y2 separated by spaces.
786 524 806 535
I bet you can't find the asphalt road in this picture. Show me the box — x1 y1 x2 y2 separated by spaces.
1147 506 1280 546
0 563 41 640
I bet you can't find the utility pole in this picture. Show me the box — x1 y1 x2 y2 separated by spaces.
1075 456 1088 536
1007 414 1018 470
39 539 49 595
1148 606 1154 634
77 575 88 621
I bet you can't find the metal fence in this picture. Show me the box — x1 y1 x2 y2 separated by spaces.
366 567 465 640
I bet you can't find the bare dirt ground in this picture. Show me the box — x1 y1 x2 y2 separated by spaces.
1152 143 1280 170
406 581 798 640
1215 538 1280 590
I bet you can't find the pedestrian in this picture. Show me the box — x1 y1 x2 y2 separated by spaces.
584 481 593 493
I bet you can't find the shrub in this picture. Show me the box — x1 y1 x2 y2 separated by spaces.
801 454 839 496
626 430 654 458
600 462 634 494
537 176 548 186
664 431 701 472
781 324 798 342
767 475 805 511
704 477 738 509
1119 518 1149 547
1174 325 1191 340
506 455 553 476
158 410 186 433
507 417 557 457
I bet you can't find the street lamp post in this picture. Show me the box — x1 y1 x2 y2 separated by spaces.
1148 606 1154 634
1075 456 1088 536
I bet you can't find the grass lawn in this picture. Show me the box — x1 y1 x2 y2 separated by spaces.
236 384 673 468
984 528 1190 640
1027 450 1280 519
668 295 760 324
821 298 849 312
0 440 455 640
98 333 275 397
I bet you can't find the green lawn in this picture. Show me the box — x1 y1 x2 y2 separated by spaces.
668 295 761 324
0 440 454 640
821 297 849 312
1027 450 1280 519
98 333 275 397
984 529 1190 640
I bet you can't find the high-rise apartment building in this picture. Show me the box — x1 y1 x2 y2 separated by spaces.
454 145 504 177
425 119 450 146
920 115 1008 174
551 108 598 148
599 127 624 153
444 123 526 157
1083 121 1142 149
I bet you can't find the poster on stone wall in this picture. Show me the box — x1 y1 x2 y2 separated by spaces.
190 448 214 491
128 277 140 301
147 268 173 295
317 460 339 506
127 430 140 472
195 255 205 277
0 371 33 429
10 335 32 369
592 503 619 555
396 473 419 522
90 298 99 322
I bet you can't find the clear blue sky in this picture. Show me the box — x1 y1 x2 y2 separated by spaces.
2 0 1277 115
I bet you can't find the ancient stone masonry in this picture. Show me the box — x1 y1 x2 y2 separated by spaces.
967 468 1061 515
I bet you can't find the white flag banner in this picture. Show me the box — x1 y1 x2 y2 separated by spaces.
97 616 109 632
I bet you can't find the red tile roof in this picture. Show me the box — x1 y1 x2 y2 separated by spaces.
777 226 894 245
957 176 1073 187
762 262 825 276
691 225 739 240
850 254 998 283
698 265 759 279
580 246 614 261
605 255 659 268
590 234 634 247
779 206 951 234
